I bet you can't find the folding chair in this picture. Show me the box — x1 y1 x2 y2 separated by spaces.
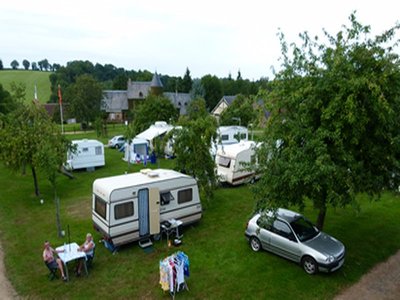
86 246 96 269
45 261 58 281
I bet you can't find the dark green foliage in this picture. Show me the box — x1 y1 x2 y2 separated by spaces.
22 59 30 70
201 74 223 110
65 74 103 125
254 14 400 229
10 60 19 69
173 113 218 201
0 84 17 114
219 94 258 127
132 95 178 133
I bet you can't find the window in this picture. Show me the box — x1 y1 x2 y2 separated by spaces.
95 146 102 155
94 195 107 220
82 147 89 152
218 156 231 168
240 133 247 140
272 220 293 238
160 192 174 205
178 188 192 204
221 134 229 141
114 202 134 220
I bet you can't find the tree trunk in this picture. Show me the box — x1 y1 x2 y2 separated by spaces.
31 166 40 196
316 205 326 231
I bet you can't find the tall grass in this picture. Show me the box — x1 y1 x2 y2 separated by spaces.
0 136 399 299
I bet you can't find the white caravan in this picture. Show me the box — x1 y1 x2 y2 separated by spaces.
217 125 248 144
123 138 150 163
65 139 105 171
92 169 202 247
215 140 260 186
210 126 249 158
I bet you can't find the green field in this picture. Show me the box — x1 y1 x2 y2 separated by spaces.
0 70 52 103
0 130 400 299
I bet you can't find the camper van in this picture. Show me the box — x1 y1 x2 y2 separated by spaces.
92 169 202 247
65 139 105 171
215 140 260 186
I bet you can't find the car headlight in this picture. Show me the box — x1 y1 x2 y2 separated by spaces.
326 255 335 263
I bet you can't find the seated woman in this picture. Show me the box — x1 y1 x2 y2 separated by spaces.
76 233 95 276
43 241 66 281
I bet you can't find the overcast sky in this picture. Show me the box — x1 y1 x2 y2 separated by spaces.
1 0 399 80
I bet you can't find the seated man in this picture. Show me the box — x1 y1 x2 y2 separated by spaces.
76 233 95 276
42 241 66 281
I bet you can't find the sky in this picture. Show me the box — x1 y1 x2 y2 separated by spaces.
1 0 399 80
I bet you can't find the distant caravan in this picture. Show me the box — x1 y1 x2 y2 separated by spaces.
215 140 261 186
92 169 202 248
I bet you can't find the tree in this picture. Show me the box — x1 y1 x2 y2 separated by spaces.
190 79 205 99
38 59 50 71
0 102 70 201
0 59 3 70
31 62 38 70
181 67 193 93
22 59 30 70
132 95 178 133
173 114 218 201
10 60 19 69
254 14 400 230
0 84 18 114
65 74 103 126
219 94 257 127
201 75 223 110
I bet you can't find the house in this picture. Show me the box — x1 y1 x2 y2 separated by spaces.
101 73 193 121
211 95 237 121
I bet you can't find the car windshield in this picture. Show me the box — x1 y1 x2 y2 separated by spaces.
290 216 319 242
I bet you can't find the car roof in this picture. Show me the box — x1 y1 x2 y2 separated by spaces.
255 208 302 223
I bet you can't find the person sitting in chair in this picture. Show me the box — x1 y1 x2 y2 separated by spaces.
43 241 66 281
76 233 95 276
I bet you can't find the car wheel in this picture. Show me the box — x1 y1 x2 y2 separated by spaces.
249 237 261 252
250 177 255 184
302 256 318 275
115 144 119 149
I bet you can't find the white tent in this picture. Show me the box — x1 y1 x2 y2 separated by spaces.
136 121 174 151
123 138 149 164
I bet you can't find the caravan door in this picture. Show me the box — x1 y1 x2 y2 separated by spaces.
138 189 149 237
149 188 160 235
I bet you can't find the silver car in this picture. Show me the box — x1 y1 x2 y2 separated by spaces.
245 208 345 274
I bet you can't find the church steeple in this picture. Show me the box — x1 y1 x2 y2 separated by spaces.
150 72 163 96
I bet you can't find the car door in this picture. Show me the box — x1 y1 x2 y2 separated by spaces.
269 220 301 262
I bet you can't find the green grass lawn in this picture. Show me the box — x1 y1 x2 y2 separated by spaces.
0 70 52 103
0 134 400 299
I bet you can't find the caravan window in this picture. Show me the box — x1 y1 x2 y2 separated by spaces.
240 133 247 140
218 156 231 168
114 202 134 220
160 192 174 206
82 147 89 152
94 195 107 220
95 146 103 155
178 188 192 204
221 134 229 141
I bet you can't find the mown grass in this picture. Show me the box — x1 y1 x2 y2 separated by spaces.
0 70 52 103
0 131 399 299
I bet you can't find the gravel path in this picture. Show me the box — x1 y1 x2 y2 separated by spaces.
0 239 398 299
0 242 19 300
335 249 400 300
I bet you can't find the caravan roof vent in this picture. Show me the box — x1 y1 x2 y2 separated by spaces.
140 168 159 178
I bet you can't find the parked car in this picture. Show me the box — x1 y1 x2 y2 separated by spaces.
108 135 125 149
244 208 345 274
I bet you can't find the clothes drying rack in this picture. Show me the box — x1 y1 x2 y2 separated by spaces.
159 251 189 299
